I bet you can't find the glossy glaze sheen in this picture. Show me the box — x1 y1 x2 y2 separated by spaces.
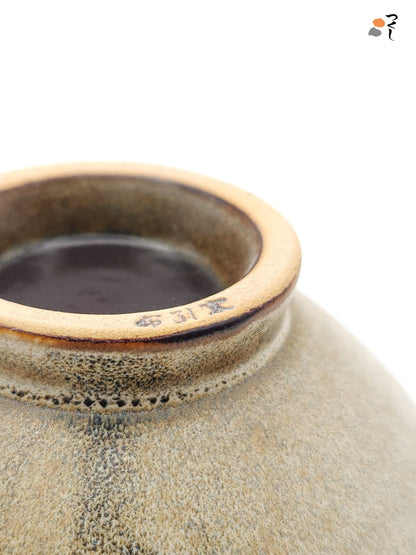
0 235 224 314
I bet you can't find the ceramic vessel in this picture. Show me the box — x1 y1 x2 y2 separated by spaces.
0 164 415 554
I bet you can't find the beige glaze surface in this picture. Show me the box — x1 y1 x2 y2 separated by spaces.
0 165 415 553
1 293 415 553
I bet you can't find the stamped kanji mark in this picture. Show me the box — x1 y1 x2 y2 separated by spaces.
135 298 234 328
170 308 197 323
199 297 234 314
136 315 162 328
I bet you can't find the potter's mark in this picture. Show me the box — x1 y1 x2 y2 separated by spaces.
136 315 162 327
135 297 233 328
170 308 197 323
200 297 234 314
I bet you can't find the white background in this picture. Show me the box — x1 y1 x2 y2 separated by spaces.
0 1 415 401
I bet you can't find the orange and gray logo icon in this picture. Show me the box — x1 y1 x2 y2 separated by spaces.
369 15 398 40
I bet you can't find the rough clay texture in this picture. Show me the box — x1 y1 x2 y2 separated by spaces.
0 292 415 554
0 309 289 413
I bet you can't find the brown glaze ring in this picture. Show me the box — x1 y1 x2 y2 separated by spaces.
0 163 301 412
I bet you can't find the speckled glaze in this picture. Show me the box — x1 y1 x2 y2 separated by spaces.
0 164 415 554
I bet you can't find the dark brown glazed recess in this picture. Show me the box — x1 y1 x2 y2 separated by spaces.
0 235 224 314
0 174 261 291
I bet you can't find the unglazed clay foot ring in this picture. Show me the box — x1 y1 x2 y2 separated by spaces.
0 163 300 412
0 163 301 342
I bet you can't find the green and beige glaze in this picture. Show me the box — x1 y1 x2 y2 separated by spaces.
0 164 415 554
